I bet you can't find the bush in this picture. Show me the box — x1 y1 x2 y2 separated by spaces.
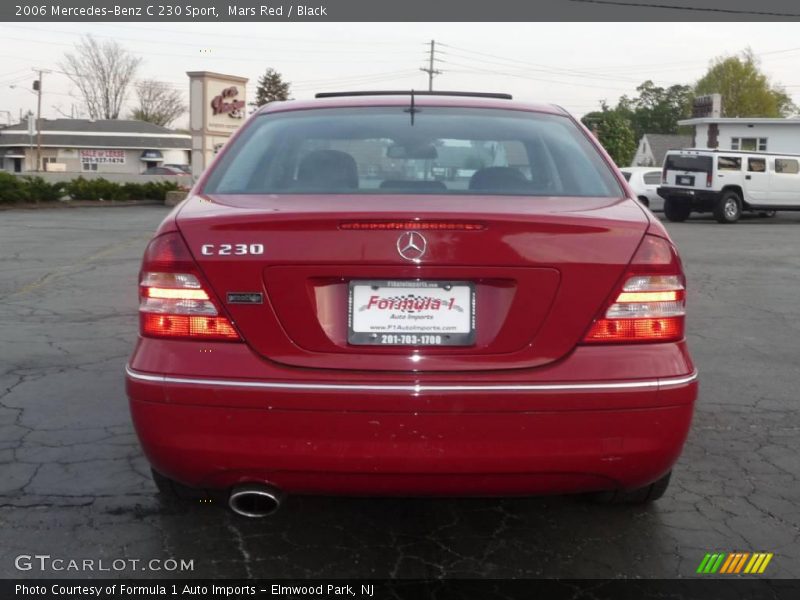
0 174 182 204
0 172 28 203
65 177 180 202
20 176 65 202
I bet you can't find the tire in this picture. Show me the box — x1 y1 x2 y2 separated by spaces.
714 190 742 224
589 471 672 505
151 468 209 502
637 196 650 208
663 198 691 222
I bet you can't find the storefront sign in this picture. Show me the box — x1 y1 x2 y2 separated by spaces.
210 86 245 119
80 149 126 165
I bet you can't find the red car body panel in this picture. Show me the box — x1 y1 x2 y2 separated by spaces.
127 95 698 497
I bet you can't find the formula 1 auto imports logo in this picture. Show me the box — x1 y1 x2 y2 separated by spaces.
359 294 465 313
696 552 774 574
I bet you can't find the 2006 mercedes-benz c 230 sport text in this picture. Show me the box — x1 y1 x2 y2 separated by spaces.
126 91 698 517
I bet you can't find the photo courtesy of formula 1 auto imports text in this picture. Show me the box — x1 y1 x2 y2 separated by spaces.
1 1 799 599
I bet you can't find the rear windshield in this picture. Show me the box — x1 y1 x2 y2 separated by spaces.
203 107 621 197
664 154 713 173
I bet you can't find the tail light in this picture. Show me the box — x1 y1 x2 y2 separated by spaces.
583 234 685 344
706 171 713 188
662 165 667 184
138 232 240 341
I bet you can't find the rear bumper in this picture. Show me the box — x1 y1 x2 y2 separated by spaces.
126 340 698 496
658 186 722 209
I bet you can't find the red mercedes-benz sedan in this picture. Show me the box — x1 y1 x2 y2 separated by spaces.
126 92 697 517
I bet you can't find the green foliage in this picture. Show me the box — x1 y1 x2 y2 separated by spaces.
0 172 28 203
695 49 796 117
250 68 291 108
64 177 179 201
20 177 66 202
0 174 65 203
616 80 694 141
582 108 637 167
0 174 179 204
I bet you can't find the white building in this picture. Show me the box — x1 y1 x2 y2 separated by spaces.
678 117 800 154
0 118 191 173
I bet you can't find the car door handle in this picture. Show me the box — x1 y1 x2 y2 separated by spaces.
746 175 752 180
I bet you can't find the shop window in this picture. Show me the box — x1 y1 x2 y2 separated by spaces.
731 137 767 152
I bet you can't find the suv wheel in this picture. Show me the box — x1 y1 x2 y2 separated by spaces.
664 198 690 222
714 191 742 224
589 471 672 504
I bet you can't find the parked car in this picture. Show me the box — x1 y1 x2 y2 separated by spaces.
144 166 190 176
164 163 192 174
659 149 788 223
126 91 697 517
620 166 664 211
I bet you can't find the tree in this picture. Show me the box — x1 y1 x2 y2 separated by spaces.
130 80 187 127
59 35 141 120
582 105 637 167
250 68 291 108
616 80 694 141
695 49 795 117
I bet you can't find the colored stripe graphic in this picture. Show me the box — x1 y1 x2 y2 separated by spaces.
696 554 713 573
697 553 726 574
719 553 736 573
699 552 774 574
734 553 750 573
758 553 773 573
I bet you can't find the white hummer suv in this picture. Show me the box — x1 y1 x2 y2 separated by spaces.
657 149 799 223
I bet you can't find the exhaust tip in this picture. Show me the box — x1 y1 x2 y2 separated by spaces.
228 484 283 518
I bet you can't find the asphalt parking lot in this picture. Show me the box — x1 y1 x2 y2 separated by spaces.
1 206 799 579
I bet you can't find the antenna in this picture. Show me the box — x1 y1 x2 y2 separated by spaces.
404 89 419 126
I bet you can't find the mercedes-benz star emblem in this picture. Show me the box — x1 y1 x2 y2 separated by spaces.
396 231 427 262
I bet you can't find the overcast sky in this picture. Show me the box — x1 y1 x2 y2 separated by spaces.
2 21 800 127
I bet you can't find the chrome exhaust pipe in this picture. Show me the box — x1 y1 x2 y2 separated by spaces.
228 484 283 518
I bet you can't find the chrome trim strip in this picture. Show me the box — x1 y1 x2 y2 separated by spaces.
125 366 697 393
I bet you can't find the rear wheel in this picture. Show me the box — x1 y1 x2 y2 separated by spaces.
758 210 777 218
664 198 691 222
589 471 672 504
714 191 742 224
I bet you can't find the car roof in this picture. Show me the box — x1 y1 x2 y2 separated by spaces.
667 148 800 158
255 94 569 117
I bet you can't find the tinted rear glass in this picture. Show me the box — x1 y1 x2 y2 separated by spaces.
620 171 632 182
665 154 712 173
643 171 662 185
203 107 621 197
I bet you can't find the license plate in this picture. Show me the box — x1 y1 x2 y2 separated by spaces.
348 280 476 346
677 175 695 186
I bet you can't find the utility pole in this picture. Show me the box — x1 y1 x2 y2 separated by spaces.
420 39 442 91
32 68 50 172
